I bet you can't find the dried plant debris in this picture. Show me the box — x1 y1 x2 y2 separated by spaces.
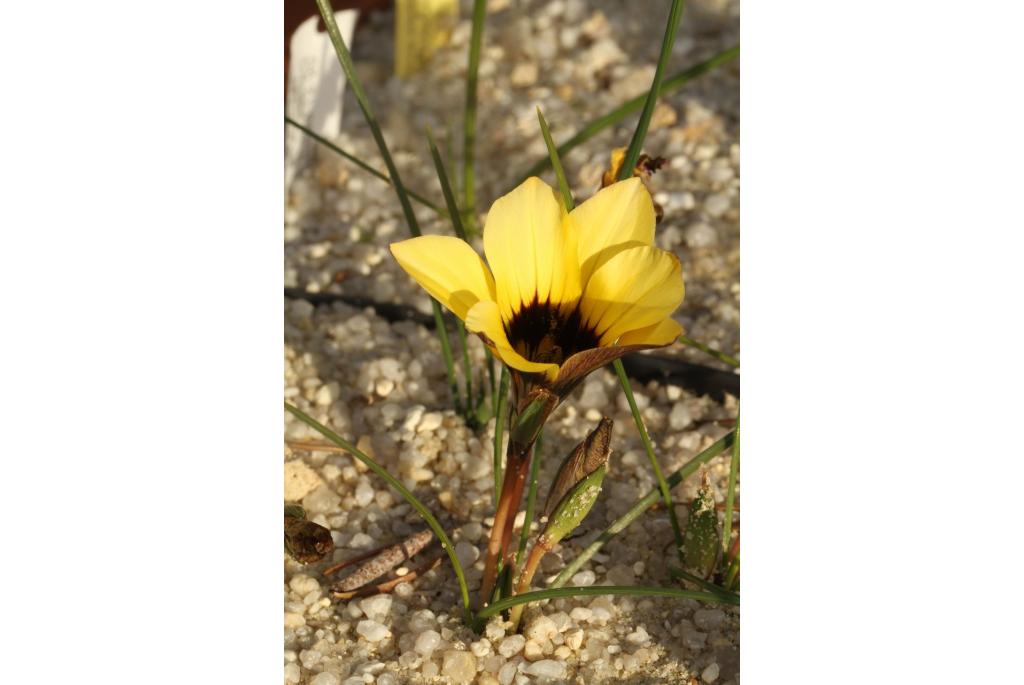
325 528 437 598
284 504 334 563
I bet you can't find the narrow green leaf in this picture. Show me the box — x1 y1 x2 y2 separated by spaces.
537 107 573 209
516 428 544 566
285 116 443 214
516 46 738 182
618 0 687 180
493 366 510 505
462 0 487 236
678 335 740 368
477 584 738 619
426 128 469 242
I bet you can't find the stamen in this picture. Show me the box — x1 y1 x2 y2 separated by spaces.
504 296 600 366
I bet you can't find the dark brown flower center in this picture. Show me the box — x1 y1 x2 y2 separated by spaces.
504 296 601 366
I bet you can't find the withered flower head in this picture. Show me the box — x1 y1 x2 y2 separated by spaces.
284 504 335 564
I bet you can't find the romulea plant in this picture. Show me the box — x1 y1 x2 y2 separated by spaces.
285 0 740 632
390 174 685 608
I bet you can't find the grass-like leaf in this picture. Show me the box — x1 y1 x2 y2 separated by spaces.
536 107 573 208
285 116 442 214
613 358 687 567
516 429 544 567
284 402 474 625
617 0 686 179
552 430 736 588
678 334 740 368
462 0 488 236
313 0 462 412
493 366 510 505
722 404 740 551
477 584 738 620
516 46 739 182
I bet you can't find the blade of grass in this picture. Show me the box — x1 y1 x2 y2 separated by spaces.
462 0 487 236
722 405 740 552
536 108 572 207
516 429 544 567
313 0 462 412
426 128 475 415
723 551 740 590
493 366 510 505
613 359 687 566
617 0 686 179
285 116 442 214
678 334 740 368
478 584 737 619
552 430 735 588
516 46 738 182
285 402 473 625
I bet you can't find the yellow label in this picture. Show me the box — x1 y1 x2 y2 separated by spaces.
395 0 459 77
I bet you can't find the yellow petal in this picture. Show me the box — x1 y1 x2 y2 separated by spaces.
483 177 581 321
617 318 684 347
569 177 656 286
390 235 496 320
465 300 559 378
580 244 684 345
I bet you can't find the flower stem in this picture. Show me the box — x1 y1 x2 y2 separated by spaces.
516 429 544 567
618 0 687 179
492 367 510 506
509 538 549 628
479 444 532 605
462 0 487 237
551 430 735 588
613 359 686 566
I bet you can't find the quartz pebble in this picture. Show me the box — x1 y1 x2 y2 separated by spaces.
355 620 390 643
498 634 526 658
440 650 477 684
702 662 721 683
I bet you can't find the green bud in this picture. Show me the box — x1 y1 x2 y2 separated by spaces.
541 464 607 547
681 472 720 579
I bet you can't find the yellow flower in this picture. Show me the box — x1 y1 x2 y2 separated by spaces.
390 177 684 396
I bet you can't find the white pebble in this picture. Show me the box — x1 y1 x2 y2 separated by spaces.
414 629 441 656
669 402 693 430
284 663 300 683
354 480 375 507
694 608 727 631
524 615 557 641
310 673 339 685
571 570 596 586
441 650 477 684
359 595 392 622
702 662 720 683
498 634 526 657
455 540 480 568
685 221 719 248
417 411 443 433
355 620 390 643
289 574 319 596
498 662 518 685
526 660 567 680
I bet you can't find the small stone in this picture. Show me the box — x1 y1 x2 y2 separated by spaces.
498 634 525 657
355 619 390 643
289 574 319 596
284 612 305 629
302 484 341 515
417 411 443 433
626 626 650 645
376 674 398 685
359 595 392 622
606 564 636 585
283 663 300 683
694 608 727 631
314 381 340 406
565 629 584 650
299 649 321 668
284 461 323 501
704 193 730 218
462 521 483 542
349 532 374 549
421 662 439 678
441 650 477 685
354 480 375 507
569 607 592 622
571 570 596 586
669 402 693 431
526 660 567 680
414 630 441 656
510 63 538 87
375 378 395 397
685 222 719 248
702 662 720 683
455 541 480 568
477 675 500 685
310 673 339 685
523 641 543 661
524 615 557 641
498 662 518 685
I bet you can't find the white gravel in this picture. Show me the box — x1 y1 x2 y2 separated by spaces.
285 0 740 682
